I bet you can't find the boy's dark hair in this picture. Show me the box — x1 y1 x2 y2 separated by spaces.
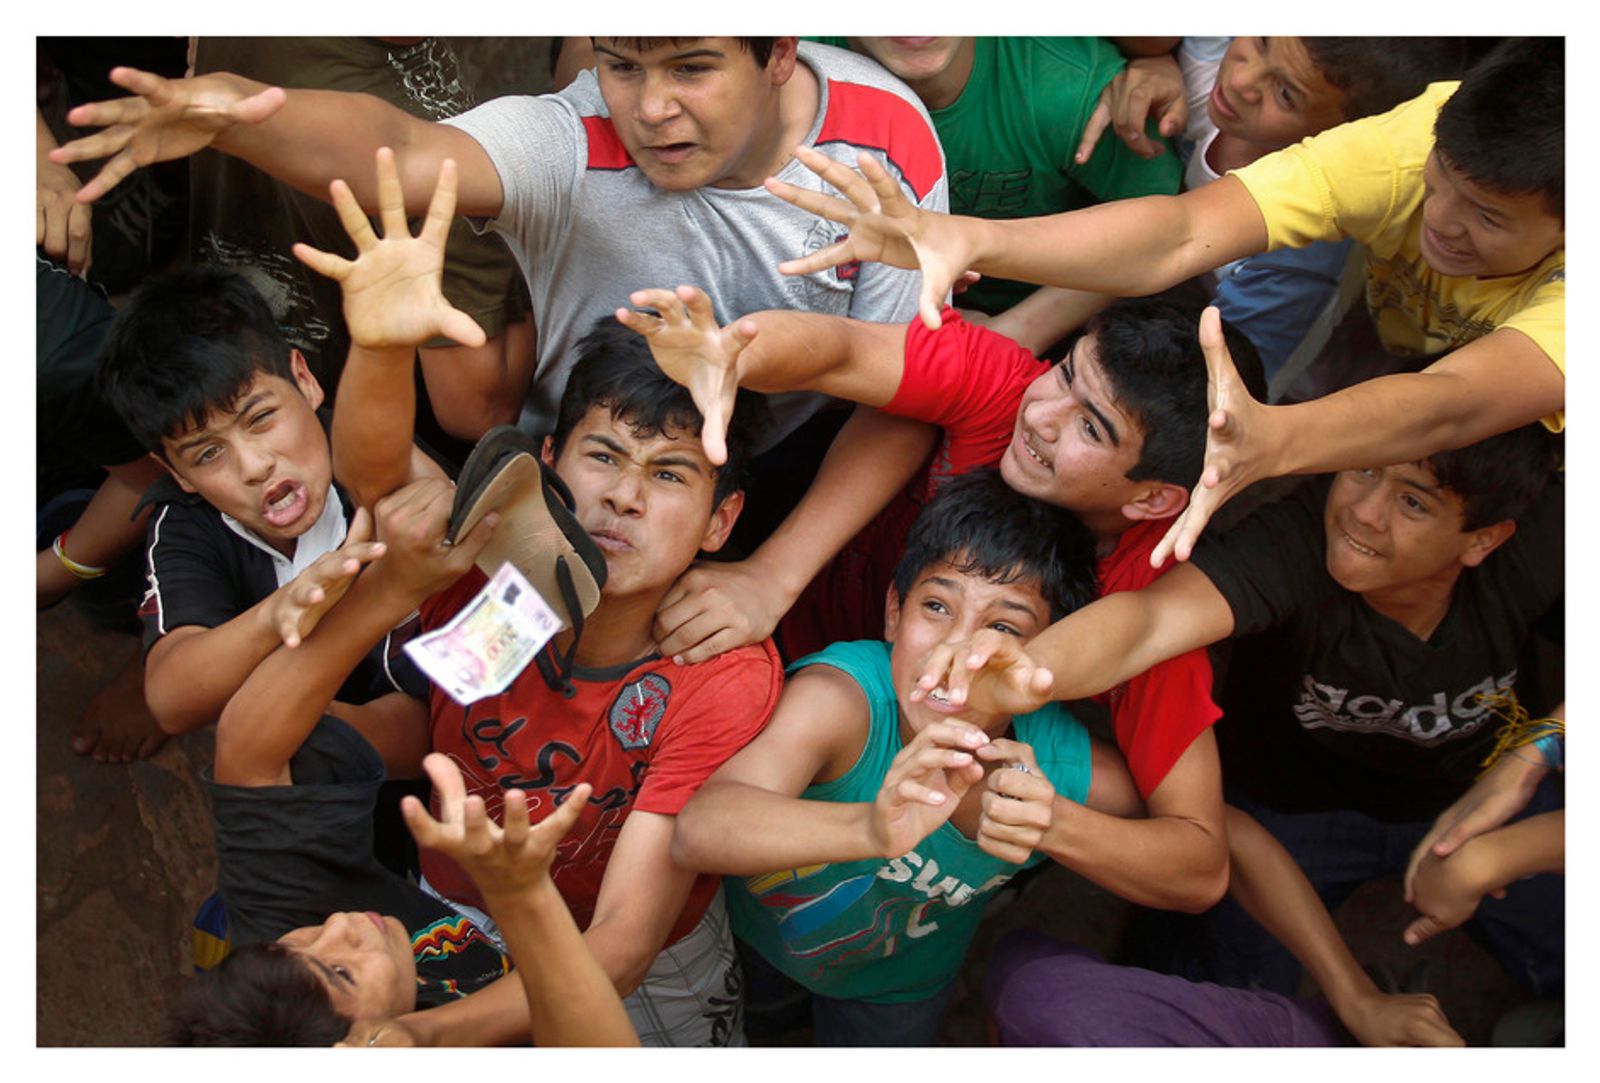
98 265 296 455
1426 423 1561 531
1083 298 1266 492
1300 38 1469 120
892 467 1098 622
592 37 778 69
168 941 352 1046
550 317 769 505
1434 37 1564 218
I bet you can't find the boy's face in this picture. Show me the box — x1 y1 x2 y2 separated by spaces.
278 911 417 1023
159 352 332 555
1322 462 1496 597
544 406 741 602
850 37 973 86
1420 151 1565 278
884 559 1051 737
591 37 792 192
1000 332 1146 520
1209 37 1347 151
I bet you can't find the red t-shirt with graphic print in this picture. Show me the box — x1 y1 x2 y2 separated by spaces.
419 567 781 944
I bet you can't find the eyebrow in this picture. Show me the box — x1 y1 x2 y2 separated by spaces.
172 391 269 455
919 576 1042 617
593 44 725 63
582 433 707 474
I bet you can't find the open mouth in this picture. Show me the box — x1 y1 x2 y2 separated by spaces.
262 480 308 528
1423 227 1474 264
1210 80 1239 122
1015 427 1052 471
647 143 697 164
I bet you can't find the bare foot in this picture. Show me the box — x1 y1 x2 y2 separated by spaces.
71 655 168 763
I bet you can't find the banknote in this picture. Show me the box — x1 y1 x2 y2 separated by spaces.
403 562 561 705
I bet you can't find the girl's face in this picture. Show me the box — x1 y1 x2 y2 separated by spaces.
1208 37 1348 151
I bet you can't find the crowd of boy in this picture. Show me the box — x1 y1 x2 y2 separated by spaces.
36 34 1563 1047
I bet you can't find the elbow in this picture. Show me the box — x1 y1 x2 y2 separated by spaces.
668 811 714 873
1171 851 1231 914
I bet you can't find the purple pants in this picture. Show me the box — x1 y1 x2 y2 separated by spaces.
984 930 1345 1047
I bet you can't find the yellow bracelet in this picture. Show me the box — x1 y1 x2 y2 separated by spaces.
52 531 107 580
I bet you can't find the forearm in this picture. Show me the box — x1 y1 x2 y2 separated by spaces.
145 601 297 734
210 80 432 211
1271 335 1563 477
736 311 904 405
984 287 1116 358
332 342 421 508
1467 811 1565 884
962 180 1265 296
1224 806 1380 1018
1039 797 1228 911
743 407 935 603
418 315 537 442
39 462 159 604
673 782 881 875
216 570 419 773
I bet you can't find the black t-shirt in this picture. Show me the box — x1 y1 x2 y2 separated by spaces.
1191 475 1564 822
206 717 508 1007
134 474 424 705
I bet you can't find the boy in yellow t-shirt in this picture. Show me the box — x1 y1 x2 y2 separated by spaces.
766 38 1564 565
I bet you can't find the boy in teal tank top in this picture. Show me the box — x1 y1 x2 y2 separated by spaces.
672 468 1143 1044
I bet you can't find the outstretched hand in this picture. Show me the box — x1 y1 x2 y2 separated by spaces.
403 752 592 900
617 285 755 466
908 628 1056 719
1151 306 1278 568
765 145 969 332
50 66 287 204
293 147 485 352
267 506 386 648
1074 54 1188 164
870 720 989 858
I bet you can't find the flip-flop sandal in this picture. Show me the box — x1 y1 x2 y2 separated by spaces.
448 427 608 693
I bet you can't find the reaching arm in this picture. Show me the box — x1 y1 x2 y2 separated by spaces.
400 755 637 1046
418 313 539 442
304 148 486 507
37 457 162 609
1225 806 1463 1046
1405 810 1564 948
1152 310 1565 567
655 405 936 664
911 561 1234 720
618 284 909 463
51 66 502 216
981 286 1116 359
766 147 1266 330
582 811 700 997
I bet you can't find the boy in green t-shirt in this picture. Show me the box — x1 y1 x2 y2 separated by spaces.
671 468 1143 1045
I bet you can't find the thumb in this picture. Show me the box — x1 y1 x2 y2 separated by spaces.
451 509 500 564
1404 914 1443 946
231 85 288 125
438 306 488 349
345 504 374 546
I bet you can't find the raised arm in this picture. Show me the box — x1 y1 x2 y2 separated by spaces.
618 284 908 464
766 146 1266 330
50 66 501 216
1225 806 1464 1046
305 148 486 507
402 755 637 1046
1152 310 1565 566
912 560 1234 720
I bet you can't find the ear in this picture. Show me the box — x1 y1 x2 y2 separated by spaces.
1459 520 1516 569
541 434 557 469
151 449 198 495
767 37 800 86
289 349 325 411
1121 480 1190 523
882 584 903 645
699 489 744 553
